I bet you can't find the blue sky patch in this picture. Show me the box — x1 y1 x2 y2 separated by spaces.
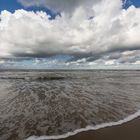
0 0 58 19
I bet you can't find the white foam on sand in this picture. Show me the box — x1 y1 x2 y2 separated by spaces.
25 109 140 140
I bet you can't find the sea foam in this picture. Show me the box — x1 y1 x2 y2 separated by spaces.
0 70 140 140
26 109 140 140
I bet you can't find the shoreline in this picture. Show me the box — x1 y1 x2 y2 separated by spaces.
62 116 140 140
26 110 140 140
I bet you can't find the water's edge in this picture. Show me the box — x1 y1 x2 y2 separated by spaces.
26 109 140 140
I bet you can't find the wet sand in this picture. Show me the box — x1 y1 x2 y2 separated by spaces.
62 117 140 140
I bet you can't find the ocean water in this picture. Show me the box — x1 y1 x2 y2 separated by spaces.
0 70 140 140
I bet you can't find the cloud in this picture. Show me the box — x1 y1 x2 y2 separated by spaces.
0 0 140 67
66 50 140 66
18 0 100 14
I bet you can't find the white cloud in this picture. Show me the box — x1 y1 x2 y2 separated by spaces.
0 0 140 66
0 60 5 64
134 61 140 65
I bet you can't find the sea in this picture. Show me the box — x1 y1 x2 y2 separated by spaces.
0 70 140 140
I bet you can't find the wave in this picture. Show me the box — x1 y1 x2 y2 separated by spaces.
0 70 140 140
26 109 140 140
0 76 65 81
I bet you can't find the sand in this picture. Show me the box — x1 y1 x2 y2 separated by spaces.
62 117 140 140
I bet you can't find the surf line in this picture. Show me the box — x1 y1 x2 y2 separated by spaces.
26 109 140 140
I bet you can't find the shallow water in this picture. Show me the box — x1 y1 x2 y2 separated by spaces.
0 70 140 140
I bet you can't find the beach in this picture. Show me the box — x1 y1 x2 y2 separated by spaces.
0 70 140 140
1 0 140 139
63 117 140 140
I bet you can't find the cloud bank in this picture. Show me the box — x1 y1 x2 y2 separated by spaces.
0 0 140 67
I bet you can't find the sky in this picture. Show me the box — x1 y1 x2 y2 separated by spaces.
0 0 140 69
